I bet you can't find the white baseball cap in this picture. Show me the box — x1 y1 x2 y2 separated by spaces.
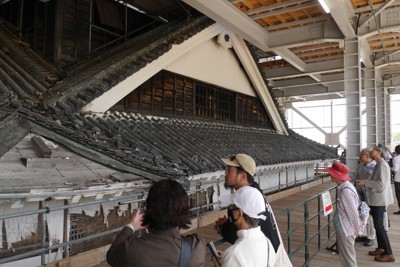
219 186 266 220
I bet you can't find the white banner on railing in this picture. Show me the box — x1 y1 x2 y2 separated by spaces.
321 191 333 216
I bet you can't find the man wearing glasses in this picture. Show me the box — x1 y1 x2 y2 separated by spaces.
352 148 376 247
358 145 395 262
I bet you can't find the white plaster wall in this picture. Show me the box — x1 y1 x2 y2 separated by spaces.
257 166 314 194
46 200 66 261
0 202 38 249
258 170 282 191
164 38 256 96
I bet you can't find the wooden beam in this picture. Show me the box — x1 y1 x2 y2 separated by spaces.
31 136 52 158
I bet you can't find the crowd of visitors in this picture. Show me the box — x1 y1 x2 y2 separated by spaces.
357 144 395 263
105 147 399 266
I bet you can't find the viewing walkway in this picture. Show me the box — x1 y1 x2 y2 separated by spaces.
95 180 399 267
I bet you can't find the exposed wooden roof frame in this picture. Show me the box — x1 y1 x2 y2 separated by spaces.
244 0 314 16
354 0 400 13
250 2 319 20
265 14 331 31
291 42 340 52
297 48 342 57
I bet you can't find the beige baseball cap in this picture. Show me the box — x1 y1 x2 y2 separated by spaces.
221 153 256 176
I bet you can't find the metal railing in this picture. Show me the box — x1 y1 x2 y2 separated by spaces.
0 193 145 265
211 184 338 267
0 163 331 265
276 185 337 267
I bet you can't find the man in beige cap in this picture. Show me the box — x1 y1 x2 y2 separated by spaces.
221 154 258 190
215 153 292 267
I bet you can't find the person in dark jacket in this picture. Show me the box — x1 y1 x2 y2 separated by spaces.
107 179 206 267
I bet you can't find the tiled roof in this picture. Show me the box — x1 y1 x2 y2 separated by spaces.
0 20 59 90
14 108 337 180
0 15 337 187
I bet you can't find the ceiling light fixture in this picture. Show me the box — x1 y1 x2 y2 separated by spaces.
318 0 330 13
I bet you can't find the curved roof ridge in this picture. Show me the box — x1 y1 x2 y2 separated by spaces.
0 19 60 87
46 16 214 114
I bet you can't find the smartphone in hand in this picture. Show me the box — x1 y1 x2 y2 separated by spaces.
206 241 221 266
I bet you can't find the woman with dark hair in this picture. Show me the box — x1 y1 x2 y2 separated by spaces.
107 179 206 267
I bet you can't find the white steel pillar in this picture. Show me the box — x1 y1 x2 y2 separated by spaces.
344 38 362 172
385 91 391 147
364 68 377 147
376 78 385 145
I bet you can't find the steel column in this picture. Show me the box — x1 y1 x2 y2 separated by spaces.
364 68 377 147
344 38 362 172
385 91 391 147
376 79 385 144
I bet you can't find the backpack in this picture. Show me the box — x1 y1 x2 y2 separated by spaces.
388 158 393 168
358 201 370 223
259 200 281 252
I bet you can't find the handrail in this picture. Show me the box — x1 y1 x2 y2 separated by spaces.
0 163 330 265
211 184 338 267
275 185 337 267
0 193 146 221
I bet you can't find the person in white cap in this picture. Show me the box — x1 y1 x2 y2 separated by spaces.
215 153 292 267
218 186 275 267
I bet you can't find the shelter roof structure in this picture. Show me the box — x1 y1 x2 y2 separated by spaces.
183 0 400 100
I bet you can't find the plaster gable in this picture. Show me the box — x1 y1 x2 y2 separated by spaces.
164 37 256 96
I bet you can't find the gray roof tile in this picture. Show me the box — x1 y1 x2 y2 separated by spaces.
18 109 336 180
0 15 337 186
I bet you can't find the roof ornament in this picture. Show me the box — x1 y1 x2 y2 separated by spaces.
217 32 232 49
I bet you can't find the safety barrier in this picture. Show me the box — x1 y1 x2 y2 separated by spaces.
209 184 337 267
0 163 331 266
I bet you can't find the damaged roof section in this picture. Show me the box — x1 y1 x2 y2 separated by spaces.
14 107 336 181
0 132 152 198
